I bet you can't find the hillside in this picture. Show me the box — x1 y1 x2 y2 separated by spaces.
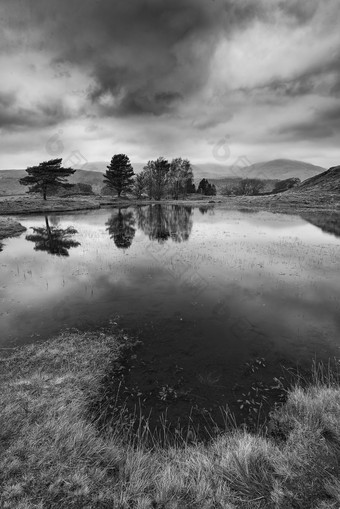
0 170 26 195
298 165 340 192
240 159 325 181
209 177 279 194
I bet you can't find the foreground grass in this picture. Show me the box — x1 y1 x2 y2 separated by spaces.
1 331 340 508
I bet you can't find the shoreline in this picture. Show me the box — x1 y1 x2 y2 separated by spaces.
1 329 340 507
0 216 27 242
0 191 339 217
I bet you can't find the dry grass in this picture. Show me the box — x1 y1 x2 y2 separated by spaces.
1 331 340 508
0 217 26 240
0 196 100 215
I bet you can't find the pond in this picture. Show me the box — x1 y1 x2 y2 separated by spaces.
1 205 340 431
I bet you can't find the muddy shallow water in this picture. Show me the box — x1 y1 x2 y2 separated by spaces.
1 205 340 429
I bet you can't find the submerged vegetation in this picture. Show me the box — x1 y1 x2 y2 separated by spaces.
1 329 340 508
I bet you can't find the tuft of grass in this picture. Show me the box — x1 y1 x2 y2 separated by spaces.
1 332 340 508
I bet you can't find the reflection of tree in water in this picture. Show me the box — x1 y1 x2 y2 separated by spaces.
106 208 136 249
136 204 193 243
199 205 215 215
26 217 80 256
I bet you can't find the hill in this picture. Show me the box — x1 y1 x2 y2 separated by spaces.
240 159 325 181
0 170 26 195
298 165 340 192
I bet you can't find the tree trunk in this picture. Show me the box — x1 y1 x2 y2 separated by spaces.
43 190 47 201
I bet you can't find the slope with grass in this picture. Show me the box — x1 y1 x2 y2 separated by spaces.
298 165 340 192
1 330 340 508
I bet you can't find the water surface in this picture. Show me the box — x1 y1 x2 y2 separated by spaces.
1 205 339 427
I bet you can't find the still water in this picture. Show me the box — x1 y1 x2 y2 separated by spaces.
1 205 339 426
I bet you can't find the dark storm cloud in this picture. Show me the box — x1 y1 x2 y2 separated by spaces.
1 0 340 168
0 0 273 117
238 47 340 100
270 57 340 99
277 104 340 141
0 91 70 130
277 0 320 24
1 0 336 120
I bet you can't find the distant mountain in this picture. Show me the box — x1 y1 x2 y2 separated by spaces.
191 163 237 180
239 159 325 181
82 161 235 180
0 159 330 197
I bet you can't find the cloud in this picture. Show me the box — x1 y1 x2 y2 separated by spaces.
0 0 340 167
0 91 73 131
276 104 340 141
0 0 273 118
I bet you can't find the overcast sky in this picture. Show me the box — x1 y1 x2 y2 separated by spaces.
0 0 339 169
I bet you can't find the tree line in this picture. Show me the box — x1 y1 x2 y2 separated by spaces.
103 154 216 199
19 155 217 200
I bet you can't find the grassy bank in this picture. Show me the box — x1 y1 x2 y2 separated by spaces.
1 331 340 508
0 190 339 216
0 217 26 251
0 196 100 215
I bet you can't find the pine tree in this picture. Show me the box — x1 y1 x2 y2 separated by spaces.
103 154 135 197
197 178 216 196
19 158 76 200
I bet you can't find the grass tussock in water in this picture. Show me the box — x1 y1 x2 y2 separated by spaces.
1 331 340 508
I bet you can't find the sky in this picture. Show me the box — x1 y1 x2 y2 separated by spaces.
0 0 340 170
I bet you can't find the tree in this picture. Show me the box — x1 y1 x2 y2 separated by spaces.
186 177 196 194
197 178 216 196
144 157 170 200
132 172 147 199
103 154 135 197
272 178 300 194
140 163 154 200
19 158 76 200
236 178 265 196
168 158 194 199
